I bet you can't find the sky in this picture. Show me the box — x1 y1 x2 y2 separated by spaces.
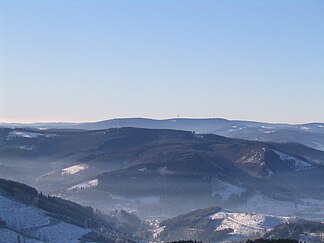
0 0 323 124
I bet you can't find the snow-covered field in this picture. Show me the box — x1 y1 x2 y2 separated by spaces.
237 148 266 165
0 229 20 243
272 150 314 171
0 195 50 229
7 131 54 139
16 145 35 150
68 179 98 191
0 195 90 242
0 229 41 243
212 180 246 200
37 222 90 243
61 164 87 175
210 210 289 237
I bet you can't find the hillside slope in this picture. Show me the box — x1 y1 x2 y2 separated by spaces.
156 207 323 243
1 127 324 219
0 178 146 243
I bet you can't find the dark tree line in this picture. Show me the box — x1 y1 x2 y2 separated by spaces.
246 239 305 243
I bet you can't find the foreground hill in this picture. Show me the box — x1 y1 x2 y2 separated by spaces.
156 207 323 243
1 127 324 219
2 118 324 151
0 178 147 242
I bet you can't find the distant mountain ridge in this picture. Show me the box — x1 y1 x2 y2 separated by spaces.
2 118 324 151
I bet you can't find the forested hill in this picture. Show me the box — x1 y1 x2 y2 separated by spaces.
0 178 143 242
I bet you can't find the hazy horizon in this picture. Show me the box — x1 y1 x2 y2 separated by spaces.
1 0 324 124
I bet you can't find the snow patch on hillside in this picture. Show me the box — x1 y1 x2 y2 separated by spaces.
68 179 98 191
237 149 266 165
228 126 243 132
212 180 246 200
272 150 314 171
300 126 311 131
7 131 55 139
61 164 87 175
16 145 35 151
153 226 165 239
157 167 173 175
0 229 37 243
0 195 50 229
0 195 91 242
210 210 288 237
262 130 275 134
261 126 274 129
138 167 147 172
37 222 90 243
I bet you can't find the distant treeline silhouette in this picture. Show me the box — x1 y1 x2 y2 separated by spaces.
246 239 304 243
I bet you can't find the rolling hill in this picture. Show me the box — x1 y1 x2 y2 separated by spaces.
1 127 324 219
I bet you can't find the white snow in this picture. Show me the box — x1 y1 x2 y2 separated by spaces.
228 126 243 132
7 131 54 139
262 130 275 134
261 126 274 129
16 145 35 151
37 222 90 243
0 195 50 230
68 179 98 191
61 164 87 175
300 126 311 130
237 149 265 165
210 210 289 237
212 180 246 200
0 195 90 242
272 150 314 171
138 168 147 172
194 134 204 139
157 167 171 175
0 229 24 243
8 131 44 139
0 229 41 243
153 226 165 239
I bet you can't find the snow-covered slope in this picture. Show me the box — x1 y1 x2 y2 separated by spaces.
0 195 90 242
272 150 314 171
68 179 98 191
61 164 87 175
0 178 140 243
209 209 289 240
157 207 304 243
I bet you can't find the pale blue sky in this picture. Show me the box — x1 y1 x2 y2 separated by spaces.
0 0 323 123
